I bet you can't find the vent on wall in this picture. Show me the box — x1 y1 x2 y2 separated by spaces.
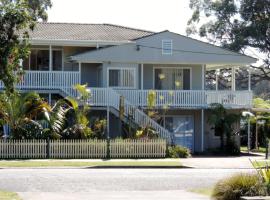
162 40 173 55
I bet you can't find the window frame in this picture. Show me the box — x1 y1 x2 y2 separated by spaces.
162 39 173 55
107 67 137 89
153 66 192 90
23 47 64 71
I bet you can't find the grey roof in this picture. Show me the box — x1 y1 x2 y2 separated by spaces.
28 22 154 42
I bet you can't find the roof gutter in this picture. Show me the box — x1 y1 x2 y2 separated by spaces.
29 39 135 47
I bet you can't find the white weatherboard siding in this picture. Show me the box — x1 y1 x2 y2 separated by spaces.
102 62 139 89
71 31 256 66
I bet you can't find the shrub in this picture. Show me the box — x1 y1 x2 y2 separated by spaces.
224 139 240 155
212 173 266 200
167 145 190 158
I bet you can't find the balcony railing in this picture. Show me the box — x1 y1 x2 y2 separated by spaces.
115 89 253 109
0 70 80 95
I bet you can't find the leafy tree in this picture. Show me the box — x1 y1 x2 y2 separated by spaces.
187 0 270 81
0 91 51 138
208 103 240 153
0 0 51 94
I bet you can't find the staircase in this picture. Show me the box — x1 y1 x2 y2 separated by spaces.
87 88 173 143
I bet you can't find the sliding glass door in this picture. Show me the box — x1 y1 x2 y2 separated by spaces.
165 115 194 150
154 67 191 90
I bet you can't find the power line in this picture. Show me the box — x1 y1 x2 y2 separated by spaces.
137 44 249 57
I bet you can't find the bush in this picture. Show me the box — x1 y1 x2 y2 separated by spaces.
212 173 266 200
224 139 240 155
167 145 190 158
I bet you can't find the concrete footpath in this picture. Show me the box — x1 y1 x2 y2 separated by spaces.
180 154 265 169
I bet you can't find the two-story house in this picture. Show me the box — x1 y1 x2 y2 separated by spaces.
10 22 255 152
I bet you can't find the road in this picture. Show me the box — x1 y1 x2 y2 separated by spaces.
0 168 254 200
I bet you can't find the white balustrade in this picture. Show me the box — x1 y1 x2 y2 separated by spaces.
116 89 253 109
0 70 80 93
205 90 253 108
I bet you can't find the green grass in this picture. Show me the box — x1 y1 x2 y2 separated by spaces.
241 146 266 153
0 160 182 168
189 188 213 196
252 160 270 168
0 190 21 200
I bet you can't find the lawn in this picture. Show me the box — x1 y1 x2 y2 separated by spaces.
0 190 21 200
0 160 182 168
241 146 266 154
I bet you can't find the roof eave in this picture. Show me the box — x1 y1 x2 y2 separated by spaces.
29 39 135 47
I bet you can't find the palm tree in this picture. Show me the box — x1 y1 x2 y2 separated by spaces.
0 91 51 139
46 84 94 139
208 103 240 152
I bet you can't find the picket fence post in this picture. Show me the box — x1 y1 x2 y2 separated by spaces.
46 138 50 159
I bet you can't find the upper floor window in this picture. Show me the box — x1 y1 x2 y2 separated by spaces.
108 68 136 88
23 48 63 71
162 40 173 55
154 67 191 90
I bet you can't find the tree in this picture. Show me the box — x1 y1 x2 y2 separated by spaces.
208 103 240 154
0 91 51 138
187 0 270 81
0 0 51 94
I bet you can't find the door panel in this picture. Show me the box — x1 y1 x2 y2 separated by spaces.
165 115 194 150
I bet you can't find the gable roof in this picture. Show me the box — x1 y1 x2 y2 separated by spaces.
28 22 154 42
71 30 257 66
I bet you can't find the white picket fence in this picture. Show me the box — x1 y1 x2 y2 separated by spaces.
0 140 47 159
49 139 107 159
0 139 167 159
110 139 166 158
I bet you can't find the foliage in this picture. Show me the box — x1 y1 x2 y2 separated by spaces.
62 84 92 139
208 103 240 153
225 139 240 155
187 0 270 88
135 126 159 139
90 118 107 139
212 173 266 200
45 99 72 139
252 160 270 193
0 0 52 94
147 90 156 109
167 145 190 158
253 98 270 110
0 91 50 139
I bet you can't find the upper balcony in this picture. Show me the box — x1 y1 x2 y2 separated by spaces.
90 88 253 109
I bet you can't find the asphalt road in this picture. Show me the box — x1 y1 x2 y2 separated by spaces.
0 168 254 200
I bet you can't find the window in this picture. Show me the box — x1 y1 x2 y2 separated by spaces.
162 40 173 55
164 115 194 150
108 68 136 88
154 67 191 90
22 49 63 71
30 49 49 71
52 50 63 71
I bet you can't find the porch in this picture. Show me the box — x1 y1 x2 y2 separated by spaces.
89 88 253 109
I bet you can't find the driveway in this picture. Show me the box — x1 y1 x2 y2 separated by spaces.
0 168 254 200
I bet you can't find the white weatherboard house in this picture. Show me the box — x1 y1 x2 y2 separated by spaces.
13 22 255 152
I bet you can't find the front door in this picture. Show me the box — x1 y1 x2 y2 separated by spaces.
165 115 194 150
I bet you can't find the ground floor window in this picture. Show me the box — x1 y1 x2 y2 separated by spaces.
164 115 194 150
